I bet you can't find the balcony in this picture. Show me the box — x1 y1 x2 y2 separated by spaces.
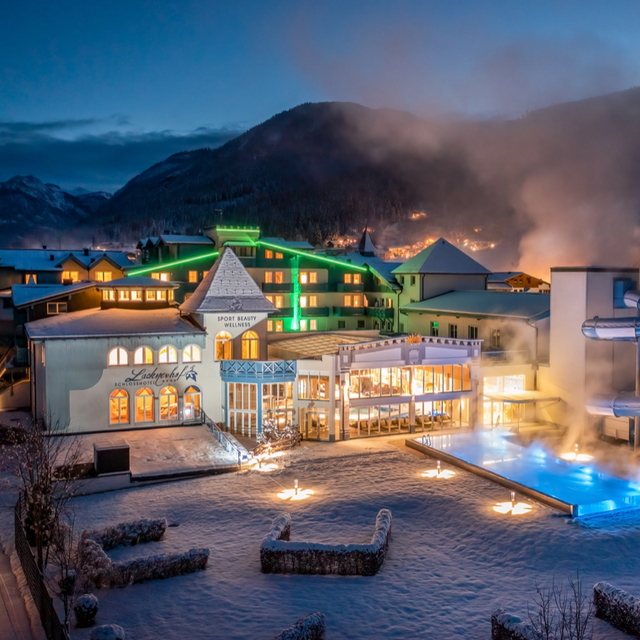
300 282 329 293
301 306 330 317
481 350 532 365
270 307 293 317
220 360 296 381
336 282 364 293
333 306 365 316
366 307 394 320
262 282 293 293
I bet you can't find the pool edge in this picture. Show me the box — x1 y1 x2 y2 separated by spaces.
405 438 576 517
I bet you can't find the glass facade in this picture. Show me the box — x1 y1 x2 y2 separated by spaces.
228 382 258 437
262 382 294 426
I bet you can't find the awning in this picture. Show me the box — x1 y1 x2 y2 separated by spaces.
483 390 560 404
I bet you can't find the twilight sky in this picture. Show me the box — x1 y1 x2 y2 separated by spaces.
2 0 640 192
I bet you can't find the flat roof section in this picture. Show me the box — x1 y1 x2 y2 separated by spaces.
25 308 203 340
268 333 367 359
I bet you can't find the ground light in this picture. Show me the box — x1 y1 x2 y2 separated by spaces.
277 478 315 501
493 491 533 515
248 447 285 472
560 444 593 463
422 459 456 479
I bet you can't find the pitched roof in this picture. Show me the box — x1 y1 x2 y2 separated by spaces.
260 237 314 250
156 235 214 246
180 247 276 314
12 283 97 308
99 276 179 289
25 308 203 340
333 253 402 289
401 290 550 321
391 238 491 275
356 228 377 254
0 249 133 272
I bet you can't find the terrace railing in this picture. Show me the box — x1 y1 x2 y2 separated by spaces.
200 410 251 465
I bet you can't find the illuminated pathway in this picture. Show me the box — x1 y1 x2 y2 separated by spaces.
409 431 640 517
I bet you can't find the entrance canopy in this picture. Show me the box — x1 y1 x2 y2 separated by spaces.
483 390 560 405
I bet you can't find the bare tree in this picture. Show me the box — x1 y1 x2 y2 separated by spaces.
7 420 85 569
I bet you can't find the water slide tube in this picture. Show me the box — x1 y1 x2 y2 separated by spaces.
581 290 640 419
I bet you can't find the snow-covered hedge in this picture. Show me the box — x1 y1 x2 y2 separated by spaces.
78 518 209 589
491 609 536 640
271 612 326 640
593 581 640 636
261 509 391 576
90 624 126 640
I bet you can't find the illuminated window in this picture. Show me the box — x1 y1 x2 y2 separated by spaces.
310 319 317 330
102 290 115 301
300 319 308 331
353 296 361 307
134 346 153 365
25 273 37 284
275 320 283 332
131 290 142 301
264 272 273 283
160 386 178 420
108 347 128 366
46 302 67 315
135 388 154 422
300 296 308 308
109 389 129 424
386 298 393 308
62 270 79 283
353 274 361 284
151 272 170 282
241 330 259 359
96 272 112 282
265 250 273 259
188 271 198 283
299 272 309 284
310 272 317 283
215 331 233 360
183 344 201 362
151 273 160 280
203 271 209 278
267 320 273 331
344 295 352 306
146 290 156 301
275 252 283 260
119 290 130 301
309 295 317 307
168 290 174 301
344 274 352 284
184 385 201 419
159 345 178 364
272 272 282 284
430 321 439 337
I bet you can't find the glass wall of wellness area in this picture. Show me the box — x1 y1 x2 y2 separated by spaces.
347 365 472 438
482 375 525 427
298 372 332 441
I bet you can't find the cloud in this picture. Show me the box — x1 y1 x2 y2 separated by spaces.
0 121 242 193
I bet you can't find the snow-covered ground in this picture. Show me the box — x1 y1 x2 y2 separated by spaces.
65 437 638 640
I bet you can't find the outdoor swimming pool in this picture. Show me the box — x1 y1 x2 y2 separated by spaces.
408 430 640 517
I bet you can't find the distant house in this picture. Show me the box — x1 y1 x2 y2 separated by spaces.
487 272 550 293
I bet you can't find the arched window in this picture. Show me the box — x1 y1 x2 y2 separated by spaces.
184 386 201 420
183 345 201 363
108 347 128 366
159 345 178 364
135 387 154 422
134 346 154 365
160 385 178 421
241 330 259 360
109 389 129 424
215 332 232 360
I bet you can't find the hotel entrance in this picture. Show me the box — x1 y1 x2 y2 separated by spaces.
483 375 525 427
300 408 330 440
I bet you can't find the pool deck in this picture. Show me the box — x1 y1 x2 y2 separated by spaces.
406 430 640 517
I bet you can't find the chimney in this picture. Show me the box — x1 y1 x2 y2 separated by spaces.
50 254 55 261
83 248 89 256
42 245 47 250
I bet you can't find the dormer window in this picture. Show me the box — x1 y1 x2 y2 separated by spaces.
151 272 170 282
25 274 37 284
62 270 79 283
96 272 112 282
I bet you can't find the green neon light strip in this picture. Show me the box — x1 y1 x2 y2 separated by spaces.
216 227 260 232
291 258 300 331
257 241 368 272
126 250 220 276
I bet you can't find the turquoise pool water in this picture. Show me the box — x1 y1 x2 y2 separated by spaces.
417 431 640 517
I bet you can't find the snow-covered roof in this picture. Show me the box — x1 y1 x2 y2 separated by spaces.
99 276 179 289
12 283 97 308
180 247 276 314
401 290 550 320
25 308 203 340
0 249 133 272
260 238 314 250
392 238 491 275
356 229 377 254
334 254 401 289
156 235 214 246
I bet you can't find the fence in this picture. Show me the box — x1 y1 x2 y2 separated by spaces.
14 498 69 640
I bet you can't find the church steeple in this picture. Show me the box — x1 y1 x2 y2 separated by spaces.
356 226 377 257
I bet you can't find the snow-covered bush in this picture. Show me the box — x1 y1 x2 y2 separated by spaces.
87 518 167 550
77 518 209 589
90 623 125 640
491 609 535 640
260 509 391 576
255 419 301 455
594 581 640 636
73 593 99 627
272 612 326 640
